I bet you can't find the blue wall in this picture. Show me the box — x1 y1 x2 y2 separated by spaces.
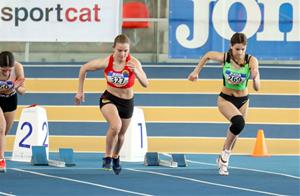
169 0 299 60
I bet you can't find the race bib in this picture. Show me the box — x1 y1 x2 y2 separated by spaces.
107 71 129 87
0 81 14 90
225 70 246 84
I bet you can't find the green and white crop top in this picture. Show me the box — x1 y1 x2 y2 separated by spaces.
222 52 251 91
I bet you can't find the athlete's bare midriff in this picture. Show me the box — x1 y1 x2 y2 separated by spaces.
106 85 134 99
221 86 248 97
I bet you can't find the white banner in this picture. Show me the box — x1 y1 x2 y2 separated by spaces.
0 0 121 42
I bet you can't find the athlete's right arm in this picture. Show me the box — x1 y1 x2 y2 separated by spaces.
188 51 223 82
75 57 108 105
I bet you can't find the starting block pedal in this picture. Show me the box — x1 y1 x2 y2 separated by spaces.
159 159 178 168
59 148 76 167
144 152 160 166
144 152 183 168
48 159 66 168
31 146 66 167
31 146 48 166
171 154 187 167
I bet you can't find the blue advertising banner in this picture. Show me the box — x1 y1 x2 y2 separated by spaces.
169 0 300 60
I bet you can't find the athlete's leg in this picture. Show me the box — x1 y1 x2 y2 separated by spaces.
216 96 248 175
100 104 122 158
217 96 247 150
230 100 249 150
112 118 131 157
4 110 16 135
0 108 6 159
111 118 131 175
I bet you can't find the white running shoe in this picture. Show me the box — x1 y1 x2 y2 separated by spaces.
216 156 229 176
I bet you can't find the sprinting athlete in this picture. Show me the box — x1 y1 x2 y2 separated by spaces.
75 34 149 175
0 51 26 172
188 33 261 175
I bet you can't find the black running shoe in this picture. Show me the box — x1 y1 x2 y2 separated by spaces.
112 156 122 175
102 157 112 170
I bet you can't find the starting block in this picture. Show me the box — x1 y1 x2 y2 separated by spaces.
59 148 76 167
31 146 65 167
144 152 160 166
31 146 75 167
172 154 188 167
31 146 48 166
144 152 187 168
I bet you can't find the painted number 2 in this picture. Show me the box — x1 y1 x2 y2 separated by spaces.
18 121 49 148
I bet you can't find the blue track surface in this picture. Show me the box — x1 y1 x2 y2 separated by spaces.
1 153 299 196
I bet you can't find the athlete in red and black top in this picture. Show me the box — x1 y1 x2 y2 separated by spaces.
75 34 149 175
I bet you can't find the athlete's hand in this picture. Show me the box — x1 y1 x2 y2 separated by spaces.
188 71 199 81
75 92 85 105
127 62 137 74
14 78 25 90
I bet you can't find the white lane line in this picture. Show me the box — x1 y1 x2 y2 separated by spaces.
127 168 287 196
162 153 300 179
11 168 152 196
0 192 16 196
187 160 300 180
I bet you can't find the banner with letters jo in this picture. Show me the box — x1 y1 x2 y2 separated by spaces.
0 0 121 42
169 0 300 60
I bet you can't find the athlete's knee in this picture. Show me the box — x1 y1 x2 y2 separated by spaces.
229 115 245 135
0 126 5 136
109 122 122 135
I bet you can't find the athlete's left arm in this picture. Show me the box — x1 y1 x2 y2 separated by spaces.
128 58 149 88
249 56 260 91
14 62 26 95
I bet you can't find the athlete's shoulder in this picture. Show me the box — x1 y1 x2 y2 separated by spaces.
14 61 23 67
128 55 141 65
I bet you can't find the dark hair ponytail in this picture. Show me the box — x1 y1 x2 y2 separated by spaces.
0 51 15 67
230 32 247 46
226 32 247 58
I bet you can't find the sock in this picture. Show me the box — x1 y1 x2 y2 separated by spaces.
221 149 231 163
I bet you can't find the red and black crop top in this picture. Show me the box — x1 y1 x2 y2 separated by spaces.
104 54 135 88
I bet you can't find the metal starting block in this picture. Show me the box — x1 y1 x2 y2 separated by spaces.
31 146 75 167
144 152 187 168
31 146 65 167
31 146 48 166
59 148 76 167
171 154 188 167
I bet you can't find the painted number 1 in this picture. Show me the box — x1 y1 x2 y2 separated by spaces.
138 123 143 148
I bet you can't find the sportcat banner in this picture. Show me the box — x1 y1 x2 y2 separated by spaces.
0 0 121 42
169 0 300 60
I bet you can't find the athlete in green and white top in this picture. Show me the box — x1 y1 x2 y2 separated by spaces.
188 33 260 176
222 52 251 91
